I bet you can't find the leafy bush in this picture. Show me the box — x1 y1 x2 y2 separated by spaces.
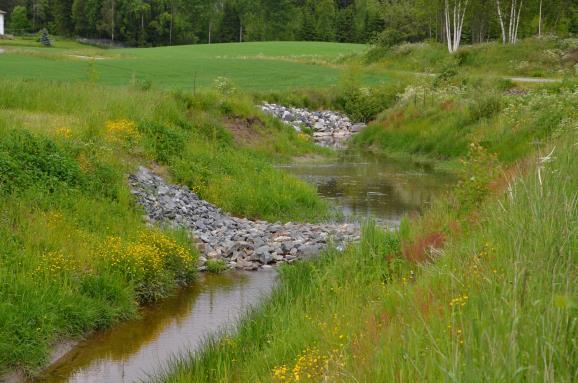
0 130 83 194
468 93 503 122
454 143 502 211
213 77 237 96
98 229 198 303
138 121 186 163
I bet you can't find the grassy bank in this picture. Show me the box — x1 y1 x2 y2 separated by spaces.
365 36 578 78
153 59 577 381
156 123 577 382
0 78 329 375
351 76 577 168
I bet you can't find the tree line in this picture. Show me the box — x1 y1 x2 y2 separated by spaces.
1 0 576 48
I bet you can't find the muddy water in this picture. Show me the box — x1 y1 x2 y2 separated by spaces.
283 152 454 225
32 271 277 383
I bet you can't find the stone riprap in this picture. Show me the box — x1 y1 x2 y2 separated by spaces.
260 103 366 148
129 167 360 271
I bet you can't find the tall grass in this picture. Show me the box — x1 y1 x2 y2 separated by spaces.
365 37 578 78
156 129 577 382
352 79 577 165
0 78 329 374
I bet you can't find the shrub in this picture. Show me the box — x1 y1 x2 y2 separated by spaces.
98 230 198 303
454 143 502 211
434 64 459 87
138 121 186 163
213 77 237 96
468 93 504 122
0 130 83 194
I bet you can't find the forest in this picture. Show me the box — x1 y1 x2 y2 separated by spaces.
1 0 577 47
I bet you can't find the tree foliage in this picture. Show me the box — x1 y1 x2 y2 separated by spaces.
0 0 574 46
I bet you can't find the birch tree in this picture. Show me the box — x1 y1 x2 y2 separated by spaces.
496 0 524 44
444 0 468 53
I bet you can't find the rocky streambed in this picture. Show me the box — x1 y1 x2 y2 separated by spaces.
260 103 366 148
130 167 360 271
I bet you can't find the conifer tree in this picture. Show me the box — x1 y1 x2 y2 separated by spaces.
39 28 52 47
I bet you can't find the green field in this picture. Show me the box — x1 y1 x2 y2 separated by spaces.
0 40 386 91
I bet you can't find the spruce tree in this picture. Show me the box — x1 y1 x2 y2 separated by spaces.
39 28 52 47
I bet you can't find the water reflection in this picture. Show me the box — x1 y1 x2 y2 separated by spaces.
283 152 453 224
33 271 277 383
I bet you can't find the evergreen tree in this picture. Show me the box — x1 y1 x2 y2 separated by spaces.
315 0 335 41
336 5 355 42
220 2 240 42
38 27 52 46
299 0 316 41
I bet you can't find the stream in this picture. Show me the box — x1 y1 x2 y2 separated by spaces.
283 152 454 225
31 153 452 383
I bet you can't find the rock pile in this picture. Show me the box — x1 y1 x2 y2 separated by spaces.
260 103 366 148
129 167 360 271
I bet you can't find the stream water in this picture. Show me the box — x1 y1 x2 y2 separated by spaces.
283 152 454 225
31 153 452 383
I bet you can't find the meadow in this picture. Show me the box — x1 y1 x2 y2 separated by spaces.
365 36 578 78
0 35 576 381
0 39 385 91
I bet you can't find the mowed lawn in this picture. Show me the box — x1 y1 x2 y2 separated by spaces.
0 40 385 91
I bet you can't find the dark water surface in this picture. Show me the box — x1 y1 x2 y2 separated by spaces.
32 272 277 383
283 152 454 225
32 153 452 383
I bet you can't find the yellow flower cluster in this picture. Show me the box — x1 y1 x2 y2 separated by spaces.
36 251 77 274
449 294 469 308
144 230 195 268
105 119 140 143
44 210 64 227
272 347 334 382
56 127 72 138
99 230 195 280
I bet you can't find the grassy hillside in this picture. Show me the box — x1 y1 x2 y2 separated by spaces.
365 37 578 78
158 132 577 382
152 48 577 381
352 77 577 166
156 84 577 382
0 78 330 375
0 40 386 91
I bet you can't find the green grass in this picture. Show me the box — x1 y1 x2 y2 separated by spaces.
0 40 388 91
0 77 330 375
365 36 578 78
352 78 578 165
1 36 576 380
155 127 577 383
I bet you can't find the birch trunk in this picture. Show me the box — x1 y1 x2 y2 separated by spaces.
538 0 542 37
496 0 523 44
496 0 506 44
445 0 468 53
514 0 522 43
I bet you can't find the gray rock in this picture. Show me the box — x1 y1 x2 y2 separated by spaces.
128 167 360 271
